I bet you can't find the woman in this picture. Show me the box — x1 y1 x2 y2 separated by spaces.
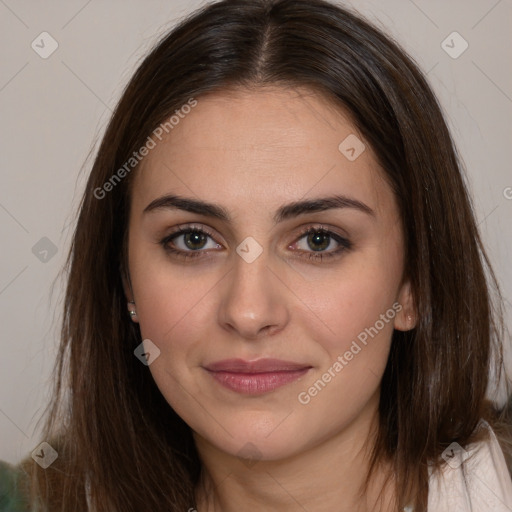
1 0 511 510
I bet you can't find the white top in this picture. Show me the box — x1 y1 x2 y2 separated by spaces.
424 420 512 511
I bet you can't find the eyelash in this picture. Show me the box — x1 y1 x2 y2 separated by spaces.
159 224 352 262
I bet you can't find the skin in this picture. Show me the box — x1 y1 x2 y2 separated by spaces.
122 85 416 511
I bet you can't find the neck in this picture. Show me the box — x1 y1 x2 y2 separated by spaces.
193 391 395 512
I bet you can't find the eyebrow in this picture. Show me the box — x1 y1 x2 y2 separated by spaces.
143 194 376 223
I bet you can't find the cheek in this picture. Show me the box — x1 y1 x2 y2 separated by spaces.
129 247 233 405
294 271 398 430
305 257 400 357
133 267 216 352
130 261 217 423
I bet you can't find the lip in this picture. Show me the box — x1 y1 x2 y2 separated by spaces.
204 358 311 373
203 358 312 395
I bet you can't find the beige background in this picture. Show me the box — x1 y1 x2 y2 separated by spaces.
0 0 511 465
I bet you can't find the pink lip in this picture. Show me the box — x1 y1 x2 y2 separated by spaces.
203 358 312 395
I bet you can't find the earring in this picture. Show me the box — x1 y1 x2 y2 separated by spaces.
127 301 138 321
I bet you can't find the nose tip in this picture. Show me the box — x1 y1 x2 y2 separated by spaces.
217 250 289 340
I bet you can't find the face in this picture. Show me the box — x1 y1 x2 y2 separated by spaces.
123 86 414 462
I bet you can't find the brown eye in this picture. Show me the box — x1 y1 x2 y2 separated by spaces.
182 231 209 250
305 231 332 251
160 226 221 260
292 227 352 261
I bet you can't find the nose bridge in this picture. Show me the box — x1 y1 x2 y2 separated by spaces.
218 242 288 338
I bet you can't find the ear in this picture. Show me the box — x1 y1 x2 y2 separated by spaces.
394 279 417 331
120 261 133 301
120 263 139 323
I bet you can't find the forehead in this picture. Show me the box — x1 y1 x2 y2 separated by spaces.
131 86 395 221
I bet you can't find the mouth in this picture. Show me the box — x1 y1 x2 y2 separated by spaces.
203 358 312 395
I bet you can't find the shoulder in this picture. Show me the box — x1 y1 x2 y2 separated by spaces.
428 420 512 511
0 460 30 512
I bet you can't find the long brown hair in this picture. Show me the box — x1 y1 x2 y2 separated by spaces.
18 0 510 510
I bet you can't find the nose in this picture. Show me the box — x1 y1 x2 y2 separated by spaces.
217 250 290 340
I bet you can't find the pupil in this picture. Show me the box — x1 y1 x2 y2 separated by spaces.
308 231 329 251
185 232 206 250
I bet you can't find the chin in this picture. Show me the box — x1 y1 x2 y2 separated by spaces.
198 413 316 463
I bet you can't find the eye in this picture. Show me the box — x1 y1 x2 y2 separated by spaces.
159 224 352 262
159 225 221 260
290 226 352 261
